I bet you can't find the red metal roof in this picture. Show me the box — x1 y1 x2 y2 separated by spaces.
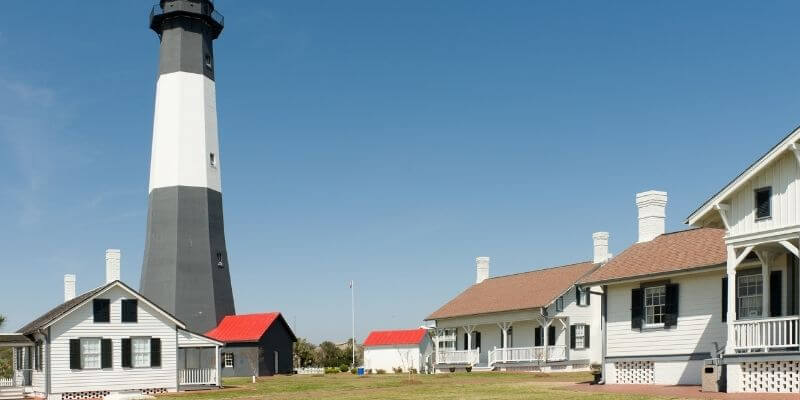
205 312 281 343
363 329 427 347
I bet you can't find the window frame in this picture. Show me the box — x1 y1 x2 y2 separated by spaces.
754 186 772 220
737 271 763 319
80 338 102 370
223 352 234 368
121 299 138 323
93 299 110 323
643 285 667 328
574 325 586 350
131 337 151 368
555 296 564 312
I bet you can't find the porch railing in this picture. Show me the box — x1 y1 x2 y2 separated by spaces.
435 349 479 365
732 316 800 352
488 345 567 365
179 368 218 386
0 378 11 387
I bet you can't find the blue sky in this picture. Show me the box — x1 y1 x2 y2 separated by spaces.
2 1 800 344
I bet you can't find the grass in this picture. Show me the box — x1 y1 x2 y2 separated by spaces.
158 372 668 400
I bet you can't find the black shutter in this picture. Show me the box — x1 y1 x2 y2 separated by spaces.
69 339 81 370
121 338 132 367
569 325 576 349
151 338 162 367
664 283 679 327
586 289 591 305
770 271 782 317
547 326 556 346
499 329 504 348
534 327 542 347
463 333 468 350
93 299 110 323
576 286 582 306
101 339 112 368
631 288 643 329
584 325 590 348
122 300 138 323
722 277 728 322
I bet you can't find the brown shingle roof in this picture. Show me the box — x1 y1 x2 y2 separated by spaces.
425 261 598 320
580 227 726 285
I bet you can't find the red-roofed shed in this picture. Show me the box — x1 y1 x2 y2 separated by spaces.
362 328 433 373
206 312 296 377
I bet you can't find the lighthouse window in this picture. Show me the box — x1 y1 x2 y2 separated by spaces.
205 54 213 70
209 153 216 167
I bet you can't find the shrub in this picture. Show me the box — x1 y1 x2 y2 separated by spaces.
376 369 386 374
409 368 417 374
324 367 340 374
465 366 472 373
350 367 357 374
392 367 403 373
339 365 349 372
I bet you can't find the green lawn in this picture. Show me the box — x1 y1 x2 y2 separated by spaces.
159 372 667 400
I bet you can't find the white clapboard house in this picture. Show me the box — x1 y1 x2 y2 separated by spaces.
0 250 223 400
686 129 800 393
580 191 729 386
425 234 607 373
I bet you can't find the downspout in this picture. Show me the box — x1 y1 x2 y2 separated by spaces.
599 285 608 385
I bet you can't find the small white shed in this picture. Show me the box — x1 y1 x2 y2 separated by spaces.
362 329 433 373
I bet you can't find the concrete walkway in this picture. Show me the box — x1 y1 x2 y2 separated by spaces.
565 383 800 399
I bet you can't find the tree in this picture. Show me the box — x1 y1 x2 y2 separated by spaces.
0 314 4 328
293 338 316 368
316 341 346 367
0 315 9 379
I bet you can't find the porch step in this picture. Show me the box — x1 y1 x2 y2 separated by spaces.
0 388 24 400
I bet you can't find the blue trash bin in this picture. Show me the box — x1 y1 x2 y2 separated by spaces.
357 367 365 376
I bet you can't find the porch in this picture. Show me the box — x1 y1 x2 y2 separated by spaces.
0 334 33 400
432 315 573 369
177 329 223 389
724 236 800 353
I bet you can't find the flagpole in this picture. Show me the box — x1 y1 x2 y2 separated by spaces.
351 280 356 367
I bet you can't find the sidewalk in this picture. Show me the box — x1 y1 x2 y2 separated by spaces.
565 382 800 399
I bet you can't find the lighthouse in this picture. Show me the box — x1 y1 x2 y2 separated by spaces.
141 0 235 333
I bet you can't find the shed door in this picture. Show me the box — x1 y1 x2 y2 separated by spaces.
274 351 279 374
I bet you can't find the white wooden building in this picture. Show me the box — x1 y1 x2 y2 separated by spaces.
0 251 222 400
362 329 433 373
687 129 800 393
425 235 606 373
580 191 729 386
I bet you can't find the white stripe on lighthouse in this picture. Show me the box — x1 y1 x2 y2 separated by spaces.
149 71 222 193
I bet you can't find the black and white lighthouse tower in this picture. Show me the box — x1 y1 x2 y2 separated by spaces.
140 0 235 333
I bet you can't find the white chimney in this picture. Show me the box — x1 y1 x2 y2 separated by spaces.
636 190 668 243
476 257 490 284
105 249 121 283
592 232 610 264
64 274 76 302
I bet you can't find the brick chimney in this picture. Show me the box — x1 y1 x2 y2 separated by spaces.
476 257 490 284
636 191 668 243
105 249 121 283
592 232 610 263
64 274 76 302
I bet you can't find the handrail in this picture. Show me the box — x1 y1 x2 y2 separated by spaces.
732 315 800 351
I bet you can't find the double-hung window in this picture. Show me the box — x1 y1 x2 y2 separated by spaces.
223 353 234 368
574 325 586 349
81 338 101 369
738 274 763 318
644 286 666 326
132 338 151 367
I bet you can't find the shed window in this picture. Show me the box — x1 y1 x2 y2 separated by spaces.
644 286 666 326
223 353 234 368
755 187 771 219
81 338 101 369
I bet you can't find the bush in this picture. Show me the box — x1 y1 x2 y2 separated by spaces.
465 366 472 373
350 367 357 374
409 368 418 374
339 365 349 372
324 367 340 374
392 367 403 373
376 369 386 374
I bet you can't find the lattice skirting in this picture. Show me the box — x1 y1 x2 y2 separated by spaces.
141 388 168 395
741 361 800 393
614 361 654 384
61 391 110 400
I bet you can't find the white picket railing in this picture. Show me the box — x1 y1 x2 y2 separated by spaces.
488 345 567 365
436 349 480 365
0 378 12 387
732 316 800 351
296 367 325 375
179 368 217 385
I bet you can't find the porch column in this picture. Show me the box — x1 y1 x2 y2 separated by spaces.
543 320 550 361
726 244 738 353
758 250 772 318
215 345 220 387
463 325 474 351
